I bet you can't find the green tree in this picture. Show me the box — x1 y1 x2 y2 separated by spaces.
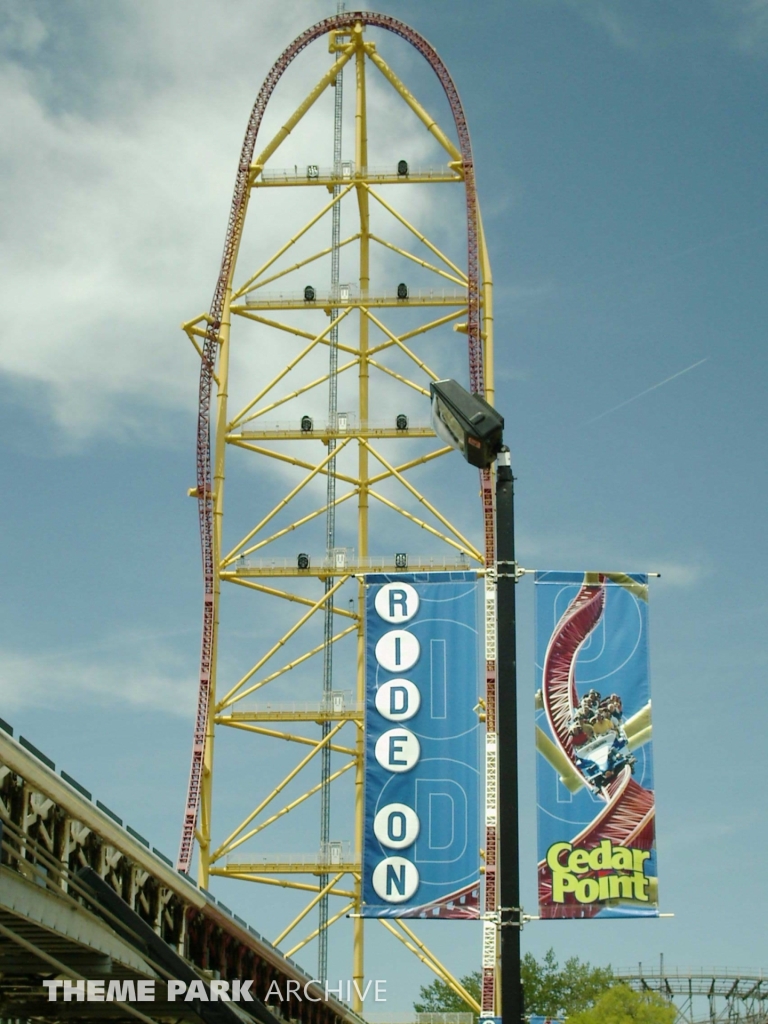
414 971 481 1015
522 948 615 1017
413 950 614 1019
567 984 676 1024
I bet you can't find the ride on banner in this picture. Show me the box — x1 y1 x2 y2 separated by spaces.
362 572 481 919
534 571 658 919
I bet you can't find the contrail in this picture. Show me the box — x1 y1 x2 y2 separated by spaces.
586 357 709 424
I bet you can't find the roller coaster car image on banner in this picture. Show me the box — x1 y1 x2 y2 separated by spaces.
362 572 481 919
535 571 658 919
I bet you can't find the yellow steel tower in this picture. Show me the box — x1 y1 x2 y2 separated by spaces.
178 13 497 1014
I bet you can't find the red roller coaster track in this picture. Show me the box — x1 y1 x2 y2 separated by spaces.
177 11 494 883
538 577 655 919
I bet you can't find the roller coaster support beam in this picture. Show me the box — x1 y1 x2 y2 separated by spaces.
495 447 524 1024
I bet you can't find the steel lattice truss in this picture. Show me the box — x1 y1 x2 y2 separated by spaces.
176 13 498 1017
617 969 768 1024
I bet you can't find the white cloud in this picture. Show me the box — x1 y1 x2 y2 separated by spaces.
717 0 768 53
518 529 707 587
518 0 642 50
563 0 640 50
647 561 706 587
537 0 768 55
0 0 467 442
0 4 47 54
0 632 198 716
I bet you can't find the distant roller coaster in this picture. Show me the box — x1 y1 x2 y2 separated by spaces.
616 967 768 1024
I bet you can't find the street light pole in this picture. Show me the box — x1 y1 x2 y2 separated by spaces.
495 447 524 1024
428 381 524 1024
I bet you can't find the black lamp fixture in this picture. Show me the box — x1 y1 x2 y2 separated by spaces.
297 553 310 570
396 282 408 300
430 379 504 469
395 413 408 431
304 285 316 302
300 415 313 432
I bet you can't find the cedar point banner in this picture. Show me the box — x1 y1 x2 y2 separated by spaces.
535 571 658 919
362 572 481 919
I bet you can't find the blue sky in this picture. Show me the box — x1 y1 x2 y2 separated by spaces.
1 0 767 1009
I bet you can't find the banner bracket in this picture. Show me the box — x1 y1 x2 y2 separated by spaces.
499 906 525 929
496 559 527 580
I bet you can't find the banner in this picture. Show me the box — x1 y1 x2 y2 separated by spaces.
362 572 481 919
534 571 657 919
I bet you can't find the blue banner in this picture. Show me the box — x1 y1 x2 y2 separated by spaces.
535 571 658 919
362 572 481 919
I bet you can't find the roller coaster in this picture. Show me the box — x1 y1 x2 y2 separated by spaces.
616 966 768 1024
176 9 498 1017
3 10 500 1023
2 10 762 1024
